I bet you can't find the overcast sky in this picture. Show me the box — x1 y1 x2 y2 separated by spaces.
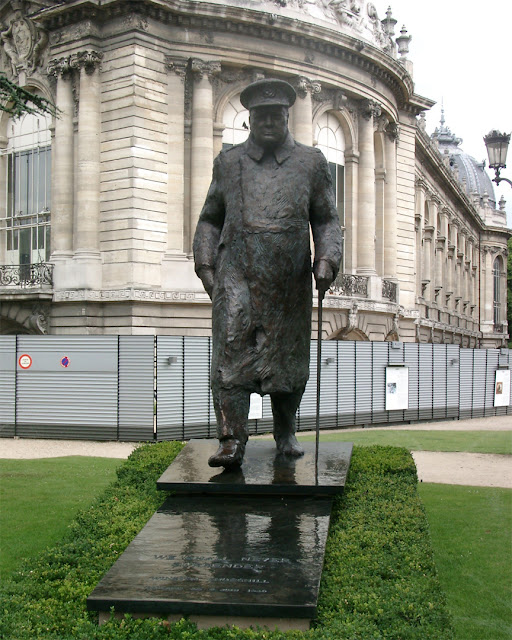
376 0 512 225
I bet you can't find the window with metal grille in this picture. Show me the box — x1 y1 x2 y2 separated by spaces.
4 108 51 266
315 111 345 271
493 256 502 327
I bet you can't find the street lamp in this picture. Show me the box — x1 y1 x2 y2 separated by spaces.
483 129 512 187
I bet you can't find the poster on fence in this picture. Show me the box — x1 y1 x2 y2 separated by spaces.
248 393 263 420
494 369 510 407
385 365 409 411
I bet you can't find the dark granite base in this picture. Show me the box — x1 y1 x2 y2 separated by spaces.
87 494 332 620
87 439 354 629
157 440 353 495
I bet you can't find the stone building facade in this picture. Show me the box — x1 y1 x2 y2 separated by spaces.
0 0 508 346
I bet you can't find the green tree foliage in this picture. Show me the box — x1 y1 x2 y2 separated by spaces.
0 73 57 117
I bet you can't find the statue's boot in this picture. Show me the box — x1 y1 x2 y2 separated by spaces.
271 390 305 457
210 385 251 468
208 438 246 468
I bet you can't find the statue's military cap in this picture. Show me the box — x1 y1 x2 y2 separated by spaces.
240 78 296 110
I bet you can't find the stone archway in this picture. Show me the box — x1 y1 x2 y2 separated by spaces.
0 301 50 334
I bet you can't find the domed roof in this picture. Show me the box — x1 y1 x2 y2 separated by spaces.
432 110 496 206
202 0 396 52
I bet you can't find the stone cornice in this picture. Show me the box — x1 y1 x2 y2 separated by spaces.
32 0 419 109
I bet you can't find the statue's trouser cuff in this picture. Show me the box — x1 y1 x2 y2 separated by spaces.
270 387 305 440
211 383 306 443
211 384 251 444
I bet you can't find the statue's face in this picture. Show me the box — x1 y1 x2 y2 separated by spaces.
249 106 289 149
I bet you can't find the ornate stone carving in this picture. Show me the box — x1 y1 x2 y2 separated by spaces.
123 13 149 31
294 76 321 99
190 58 221 82
47 56 73 79
69 50 103 75
360 98 381 120
0 0 48 77
385 120 399 142
165 56 188 81
28 302 50 334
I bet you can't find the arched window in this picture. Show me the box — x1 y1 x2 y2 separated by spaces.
493 256 502 328
5 107 51 267
315 112 345 268
222 95 249 149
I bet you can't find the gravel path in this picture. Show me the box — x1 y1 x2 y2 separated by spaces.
1 416 511 487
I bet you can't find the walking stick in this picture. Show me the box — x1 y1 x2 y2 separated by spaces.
315 288 325 484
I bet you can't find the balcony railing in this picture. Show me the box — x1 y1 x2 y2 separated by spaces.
0 263 54 288
329 273 369 298
494 323 505 334
382 279 398 302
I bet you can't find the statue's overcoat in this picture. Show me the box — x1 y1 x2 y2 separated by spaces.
193 133 342 395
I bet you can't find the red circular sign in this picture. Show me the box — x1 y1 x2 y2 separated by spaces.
18 354 32 369
60 356 70 368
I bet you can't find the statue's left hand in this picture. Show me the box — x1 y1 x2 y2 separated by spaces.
314 259 335 299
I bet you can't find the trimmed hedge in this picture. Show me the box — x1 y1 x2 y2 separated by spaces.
0 443 453 640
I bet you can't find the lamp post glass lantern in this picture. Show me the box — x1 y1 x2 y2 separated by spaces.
484 129 512 187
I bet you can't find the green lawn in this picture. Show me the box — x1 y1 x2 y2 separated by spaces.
297 429 512 454
1 436 511 640
419 484 512 640
0 456 122 578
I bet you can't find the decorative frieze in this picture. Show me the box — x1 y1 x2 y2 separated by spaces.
53 289 199 303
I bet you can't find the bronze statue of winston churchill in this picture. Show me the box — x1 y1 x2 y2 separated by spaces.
193 78 343 468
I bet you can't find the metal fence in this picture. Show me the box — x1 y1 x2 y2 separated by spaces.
1 335 510 441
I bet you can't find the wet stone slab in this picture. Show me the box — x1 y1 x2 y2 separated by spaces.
87 439 353 628
87 493 333 620
157 439 353 495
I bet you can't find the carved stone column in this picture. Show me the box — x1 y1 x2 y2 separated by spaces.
71 50 103 288
189 58 221 252
415 180 426 298
455 250 463 311
357 100 380 275
47 57 74 262
446 243 455 308
164 57 187 256
292 77 320 145
482 247 493 327
422 225 434 301
435 236 445 299
343 151 358 273
375 166 385 275
0 135 7 264
383 121 398 279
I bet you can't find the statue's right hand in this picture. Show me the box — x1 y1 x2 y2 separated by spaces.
199 267 215 299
